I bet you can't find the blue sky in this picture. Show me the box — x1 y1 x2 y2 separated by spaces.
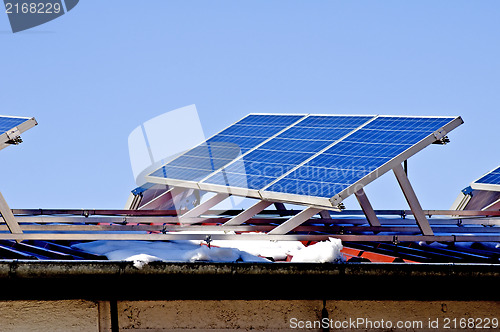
0 1 499 210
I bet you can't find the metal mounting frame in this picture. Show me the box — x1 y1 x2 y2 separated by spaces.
354 188 381 227
268 207 322 235
141 186 187 210
0 208 498 242
180 193 230 222
0 192 23 242
393 164 433 235
222 200 272 226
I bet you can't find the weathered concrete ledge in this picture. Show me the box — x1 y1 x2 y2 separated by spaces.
0 261 498 301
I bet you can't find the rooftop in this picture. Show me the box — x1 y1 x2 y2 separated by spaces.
0 112 499 266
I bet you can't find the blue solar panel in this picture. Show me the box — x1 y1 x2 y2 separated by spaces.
475 166 500 186
146 113 462 207
201 115 374 190
264 116 456 198
0 116 29 134
148 114 305 182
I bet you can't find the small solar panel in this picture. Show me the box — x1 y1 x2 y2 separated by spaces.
470 166 500 192
0 116 28 133
0 115 37 151
475 166 500 185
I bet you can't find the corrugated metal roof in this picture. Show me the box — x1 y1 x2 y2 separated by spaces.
0 238 498 264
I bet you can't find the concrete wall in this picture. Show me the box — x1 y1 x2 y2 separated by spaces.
116 300 499 331
0 300 98 332
2 299 497 331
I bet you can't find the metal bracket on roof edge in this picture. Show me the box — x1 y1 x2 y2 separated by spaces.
204 235 212 248
6 136 22 145
432 128 449 144
461 186 474 196
432 136 450 145
330 195 342 205
5 127 22 145
433 128 446 140
329 195 345 211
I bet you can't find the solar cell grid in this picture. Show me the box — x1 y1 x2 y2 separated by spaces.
277 127 354 141
292 115 373 129
204 171 274 190
212 124 284 141
263 116 456 199
148 114 305 183
0 116 29 133
200 115 374 190
475 166 500 185
236 114 305 126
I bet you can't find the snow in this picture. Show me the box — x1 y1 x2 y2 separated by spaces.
125 254 161 269
208 238 306 261
72 240 271 267
290 238 345 263
72 238 345 268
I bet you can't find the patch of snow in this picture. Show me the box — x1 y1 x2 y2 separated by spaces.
127 254 161 269
290 238 345 263
208 239 305 261
186 246 239 262
71 240 271 266
72 237 345 266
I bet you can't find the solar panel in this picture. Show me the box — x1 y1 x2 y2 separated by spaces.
0 115 37 151
470 165 500 192
146 113 463 208
475 166 500 185
261 116 458 206
147 114 306 187
452 165 500 211
199 115 374 196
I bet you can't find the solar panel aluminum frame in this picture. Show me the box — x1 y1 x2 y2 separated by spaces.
148 176 200 190
197 182 259 199
470 166 500 192
259 115 464 209
0 116 37 151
